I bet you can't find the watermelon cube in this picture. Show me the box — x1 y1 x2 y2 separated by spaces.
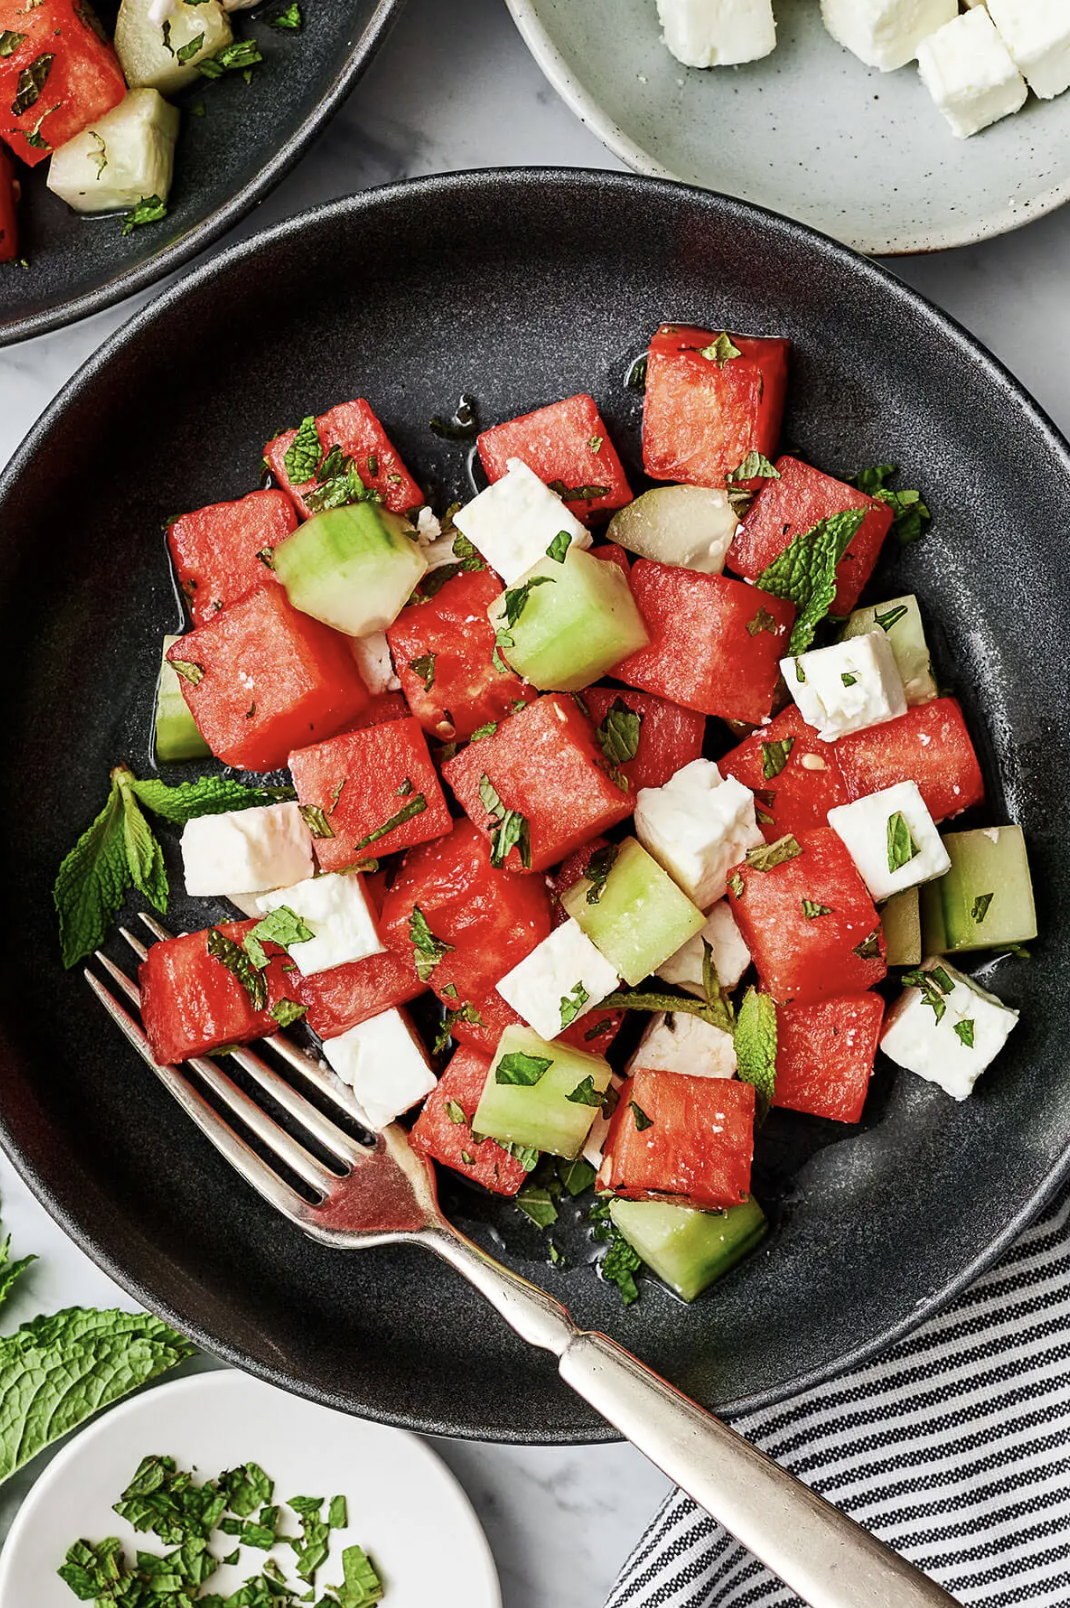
718 705 850 844
297 951 425 1039
167 490 298 626
598 1070 755 1210
166 587 370 771
728 456 893 617
0 0 126 167
477 393 632 524
264 398 423 518
773 994 884 1124
139 921 301 1066
833 698 984 824
582 688 706 793
410 1045 531 1196
288 716 453 872
642 324 790 490
614 559 795 725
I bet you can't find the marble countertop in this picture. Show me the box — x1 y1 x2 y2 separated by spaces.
2 0 1069 1601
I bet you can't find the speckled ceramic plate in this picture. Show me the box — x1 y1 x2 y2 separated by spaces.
505 0 1070 254
0 0 403 346
0 170 1067 1442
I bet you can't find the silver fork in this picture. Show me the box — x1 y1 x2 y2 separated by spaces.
86 915 960 1608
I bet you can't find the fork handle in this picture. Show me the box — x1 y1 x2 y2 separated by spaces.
428 1227 959 1608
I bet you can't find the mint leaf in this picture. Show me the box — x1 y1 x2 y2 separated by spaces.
566 1075 603 1107
801 898 833 919
558 1156 596 1196
697 332 741 366
848 464 930 546
516 1186 559 1228
559 981 589 1031
596 697 642 768
886 810 919 874
338 1543 385 1607
283 414 322 484
53 772 134 969
0 1234 34 1313
848 463 896 498
629 1100 653 1132
728 451 779 484
432 1001 483 1055
734 987 778 1122
119 779 168 916
600 1233 641 1305
546 531 572 563
121 194 167 235
270 999 307 1028
351 791 427 852
207 926 267 1011
409 652 436 690
130 773 296 825
972 892 994 924
745 834 803 873
0 31 27 57
756 507 866 652
267 0 302 25
409 904 454 984
244 905 314 969
583 842 619 905
478 773 532 870
495 1052 552 1087
197 36 262 77
761 736 794 780
12 50 51 115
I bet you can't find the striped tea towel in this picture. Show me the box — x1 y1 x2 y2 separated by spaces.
606 1174 1070 1608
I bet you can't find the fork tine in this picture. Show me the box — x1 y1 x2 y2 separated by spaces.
96 949 141 1006
86 972 309 1222
139 911 175 943
183 1053 341 1195
119 925 150 962
228 1045 371 1168
266 1031 374 1124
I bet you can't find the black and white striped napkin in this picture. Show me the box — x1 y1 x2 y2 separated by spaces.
606 1176 1070 1608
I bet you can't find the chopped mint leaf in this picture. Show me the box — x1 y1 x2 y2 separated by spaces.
745 834 803 873
853 928 882 961
734 987 778 1122
599 985 731 1032
270 998 307 1028
496 1052 552 1087
583 842 619 905
197 37 263 77
547 531 572 563
901 966 952 1023
288 1494 330 1582
629 1100 653 1132
121 194 167 235
409 904 454 984
588 435 604 453
352 792 427 852
848 463 897 498
756 507 866 655
0 31 27 56
558 1156 597 1196
971 892 994 924
337 1542 385 1606
283 415 323 484
746 605 778 637
328 1493 348 1530
267 0 302 25
169 657 204 684
176 30 204 61
207 926 267 1011
445 1099 467 1125
478 773 531 870
761 736 794 780
244 904 314 969
596 697 642 768
697 332 741 366
600 1233 641 1305
11 51 51 116
728 451 779 484
470 721 498 741
567 1076 604 1107
516 1187 558 1228
409 652 435 690
299 803 334 839
886 810 919 874
801 898 833 919
848 464 931 546
728 870 744 899
559 981 589 1031
584 1017 616 1041
547 479 608 502
627 354 648 391
954 1019 975 1048
875 603 908 633
431 1001 483 1055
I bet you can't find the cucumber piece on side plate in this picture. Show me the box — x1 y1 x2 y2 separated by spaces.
562 837 706 986
115 0 232 96
609 1196 768 1302
606 485 738 574
48 90 180 215
488 547 648 691
274 503 427 637
155 634 210 762
881 885 922 967
473 1026 612 1159
842 594 937 706
921 825 1037 954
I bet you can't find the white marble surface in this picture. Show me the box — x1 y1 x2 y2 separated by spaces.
2 0 1070 1601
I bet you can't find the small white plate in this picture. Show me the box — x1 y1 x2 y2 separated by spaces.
0 1370 500 1608
506 0 1070 254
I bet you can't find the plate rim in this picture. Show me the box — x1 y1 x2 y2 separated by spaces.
0 0 405 350
2 166 1070 1442
502 0 1070 257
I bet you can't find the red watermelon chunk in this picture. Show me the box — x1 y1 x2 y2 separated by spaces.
0 0 125 167
409 1046 530 1196
264 399 423 517
140 921 301 1066
167 490 297 626
598 1070 755 1210
718 706 849 843
477 393 632 524
833 698 984 824
773 994 884 1124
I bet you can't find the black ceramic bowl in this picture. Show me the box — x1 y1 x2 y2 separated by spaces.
0 0 402 345
1 170 1068 1442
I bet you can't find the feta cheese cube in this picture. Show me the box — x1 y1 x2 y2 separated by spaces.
626 1011 737 1078
634 759 764 909
783 630 907 743
181 803 314 898
828 781 951 902
351 631 400 695
820 0 957 69
656 0 776 67
881 958 1018 1100
917 8 1027 137
322 1008 436 1130
583 1072 623 1167
256 872 384 976
452 459 589 586
988 0 1070 96
495 918 620 1041
655 900 751 994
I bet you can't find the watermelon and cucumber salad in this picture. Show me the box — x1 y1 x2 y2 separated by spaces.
58 321 1037 1308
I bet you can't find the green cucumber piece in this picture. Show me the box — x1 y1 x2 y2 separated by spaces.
155 634 210 762
609 1197 767 1302
842 594 937 706
115 0 232 95
488 548 648 692
881 886 921 967
473 1027 612 1159
606 485 738 574
920 826 1036 954
561 837 706 987
47 90 180 215
273 502 426 637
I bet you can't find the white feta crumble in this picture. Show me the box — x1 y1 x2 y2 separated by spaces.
917 8 1027 137
414 506 442 544
657 0 776 66
495 918 620 1041
256 872 384 976
988 0 1070 96
880 958 1018 1100
783 630 907 742
181 803 314 898
322 1009 436 1131
351 630 401 695
634 758 764 909
583 1072 624 1167
625 1011 737 1079
828 781 951 902
655 900 751 995
452 458 590 585
820 0 957 69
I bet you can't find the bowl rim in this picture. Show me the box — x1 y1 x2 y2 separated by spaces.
0 0 405 349
3 165 1070 1440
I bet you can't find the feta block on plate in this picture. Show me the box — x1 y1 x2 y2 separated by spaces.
881 958 1018 1100
655 901 751 994
452 459 589 586
634 759 764 909
495 917 620 1042
917 8 1027 137
323 1008 436 1130
626 1011 737 1078
820 0 957 70
783 630 907 743
987 0 1070 97
656 0 776 67
828 781 951 902
256 872 384 976
181 803 314 898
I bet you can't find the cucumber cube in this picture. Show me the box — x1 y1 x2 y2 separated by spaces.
48 90 180 215
921 825 1037 954
607 485 738 574
473 1026 613 1159
842 594 937 706
561 837 706 986
487 548 649 692
609 1197 767 1302
155 634 210 762
273 503 427 637
115 0 232 95
881 885 921 967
